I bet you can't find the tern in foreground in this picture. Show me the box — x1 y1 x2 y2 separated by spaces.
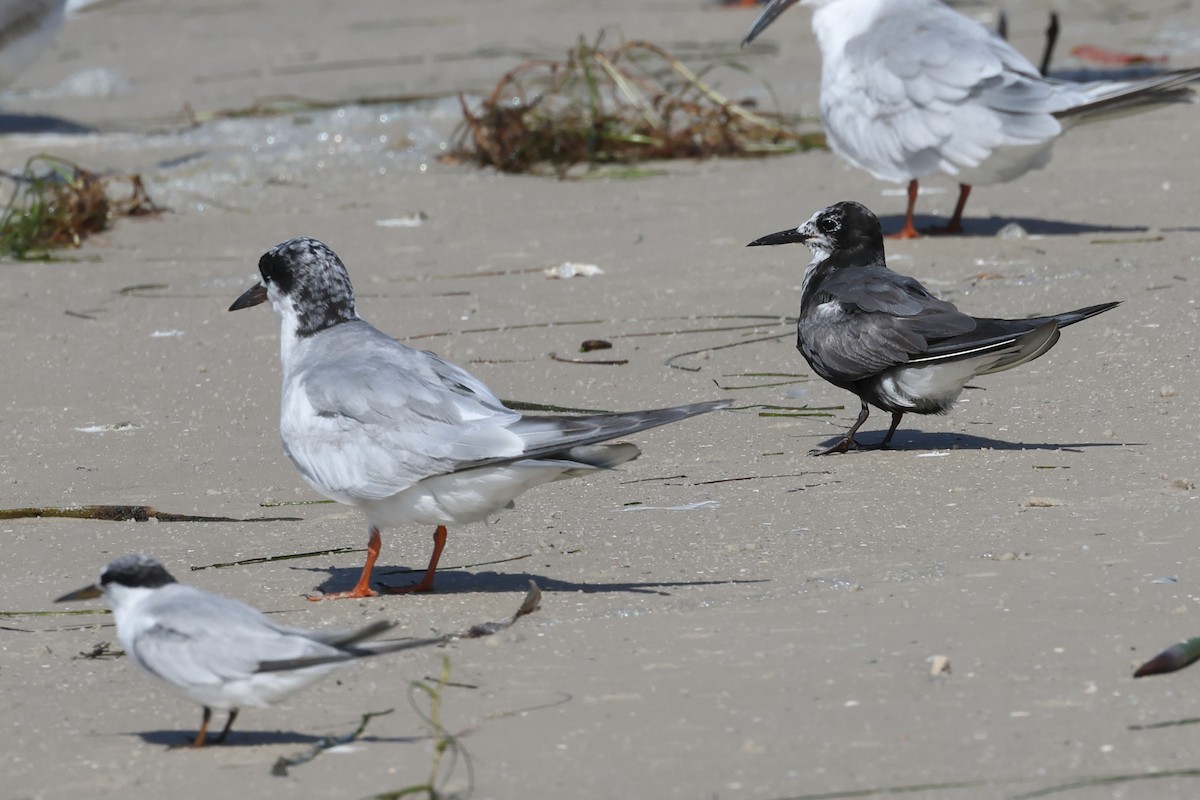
741 0 1200 238
230 237 728 599
748 201 1119 454
55 554 446 747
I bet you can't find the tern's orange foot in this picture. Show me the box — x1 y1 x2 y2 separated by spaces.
306 587 380 601
886 226 921 240
168 741 208 751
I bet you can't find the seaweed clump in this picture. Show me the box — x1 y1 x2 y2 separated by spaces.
0 156 162 259
444 36 824 176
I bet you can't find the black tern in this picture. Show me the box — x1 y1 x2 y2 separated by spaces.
741 0 1200 238
230 237 729 599
747 200 1120 453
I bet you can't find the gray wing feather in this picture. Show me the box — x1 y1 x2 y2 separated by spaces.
833 7 1063 175
285 322 527 499
131 587 340 689
284 322 726 500
801 266 976 380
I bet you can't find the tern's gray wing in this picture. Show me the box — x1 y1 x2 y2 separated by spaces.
801 266 977 380
284 321 529 500
494 401 730 465
288 323 727 499
827 5 1063 180
128 585 342 688
305 619 394 648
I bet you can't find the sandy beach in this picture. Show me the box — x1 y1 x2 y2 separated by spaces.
3 1 1200 798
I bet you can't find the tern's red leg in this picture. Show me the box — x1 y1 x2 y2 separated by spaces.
211 710 238 744
947 183 971 233
928 184 971 235
380 526 448 594
170 706 213 749
309 527 383 601
888 180 922 240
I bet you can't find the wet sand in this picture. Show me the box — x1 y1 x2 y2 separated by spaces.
4 1 1200 798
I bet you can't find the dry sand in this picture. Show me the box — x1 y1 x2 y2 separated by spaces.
3 1 1200 798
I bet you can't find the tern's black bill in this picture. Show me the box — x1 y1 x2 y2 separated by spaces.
229 282 268 311
746 228 808 247
54 584 102 603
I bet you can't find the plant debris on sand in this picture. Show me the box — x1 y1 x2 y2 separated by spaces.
0 156 162 259
444 35 824 176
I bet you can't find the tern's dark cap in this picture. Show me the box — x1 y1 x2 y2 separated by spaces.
256 237 358 337
100 554 178 589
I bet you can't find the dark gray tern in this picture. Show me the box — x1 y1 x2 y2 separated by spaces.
748 200 1119 453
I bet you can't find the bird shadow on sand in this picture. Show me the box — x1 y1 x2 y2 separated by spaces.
0 113 94 135
135 729 421 748
298 566 766 598
878 212 1199 238
813 429 1143 454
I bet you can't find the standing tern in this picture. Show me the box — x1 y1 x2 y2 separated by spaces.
747 200 1119 453
55 554 444 747
0 0 105 89
0 0 66 88
230 237 728 599
741 0 1200 238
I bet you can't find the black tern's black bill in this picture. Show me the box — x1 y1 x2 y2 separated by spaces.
54 584 102 603
747 228 807 248
229 282 267 312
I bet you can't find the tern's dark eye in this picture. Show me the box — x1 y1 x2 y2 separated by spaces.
819 216 839 234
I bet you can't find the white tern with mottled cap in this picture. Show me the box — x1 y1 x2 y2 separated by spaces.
230 237 729 599
55 554 433 747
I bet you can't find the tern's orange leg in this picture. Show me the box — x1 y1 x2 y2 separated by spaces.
309 527 383 601
211 710 238 745
888 179 921 239
192 707 211 748
170 707 213 749
928 183 971 235
380 526 448 594
948 184 971 233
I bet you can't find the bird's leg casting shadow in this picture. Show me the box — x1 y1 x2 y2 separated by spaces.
378 526 446 595
887 181 973 239
165 707 238 750
888 180 922 240
812 403 904 456
924 184 971 235
307 527 384 601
